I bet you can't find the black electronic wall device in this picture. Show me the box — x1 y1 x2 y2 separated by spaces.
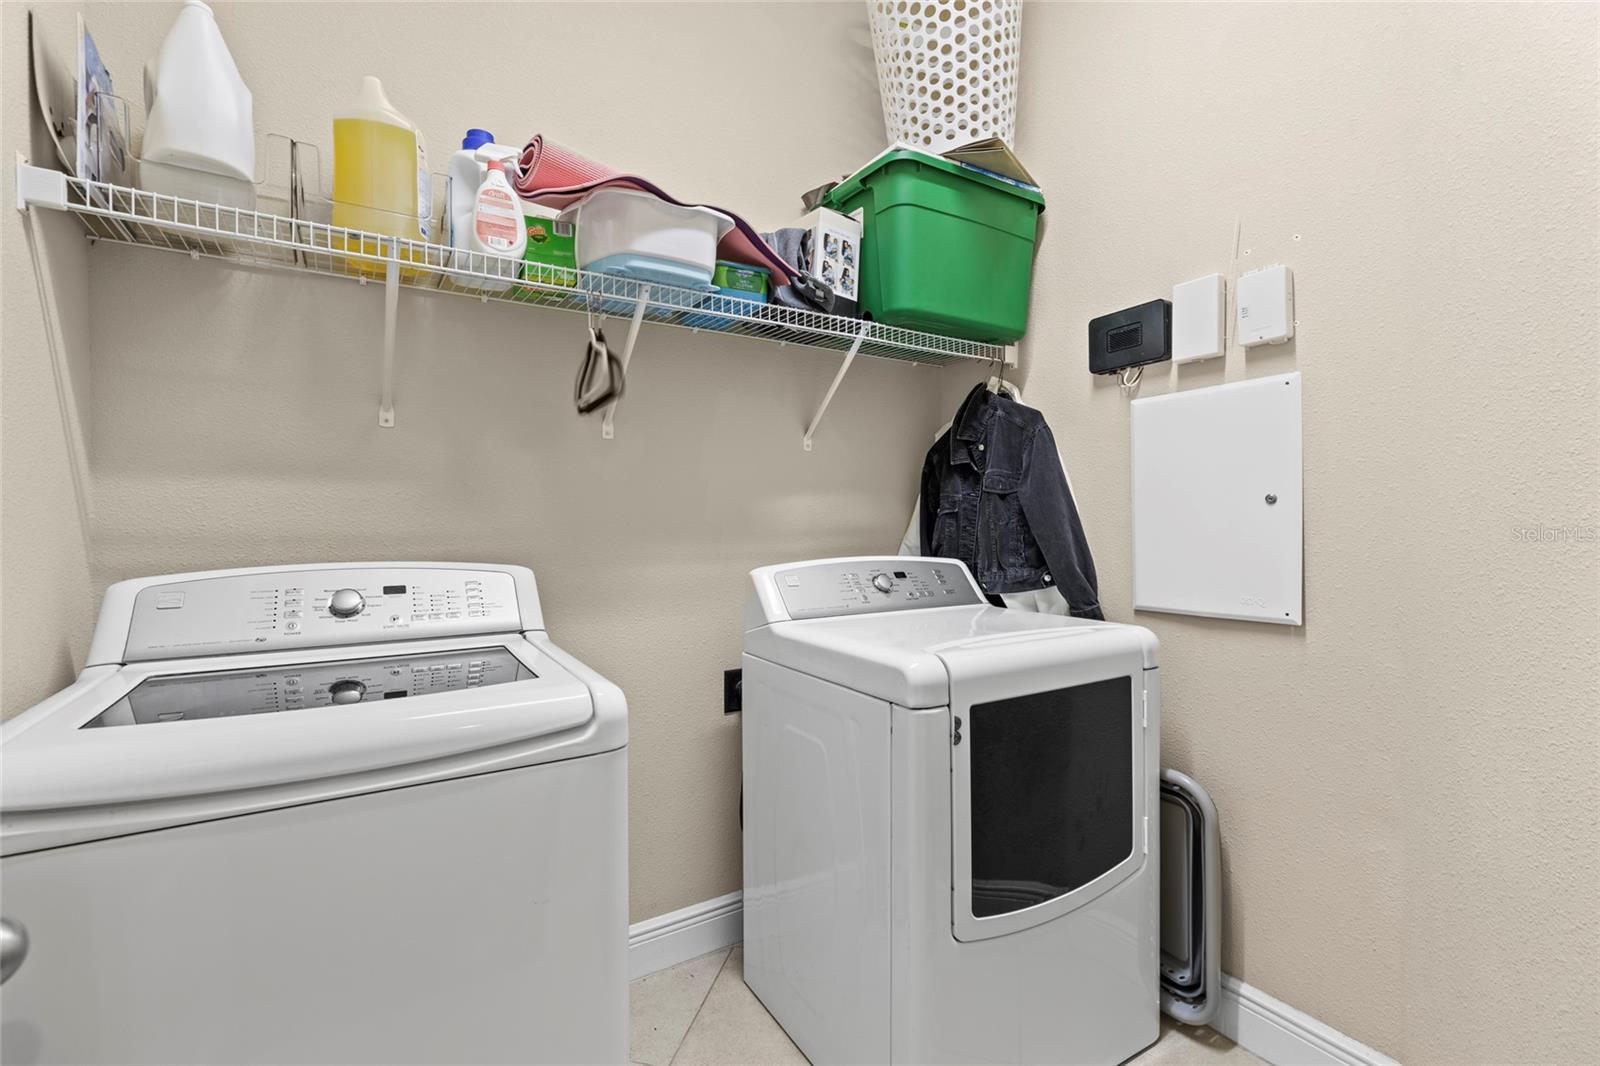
1089 299 1173 375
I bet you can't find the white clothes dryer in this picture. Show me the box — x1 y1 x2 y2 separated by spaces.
742 557 1160 1065
0 563 627 1066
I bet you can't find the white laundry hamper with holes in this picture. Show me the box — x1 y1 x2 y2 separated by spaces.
867 0 1023 152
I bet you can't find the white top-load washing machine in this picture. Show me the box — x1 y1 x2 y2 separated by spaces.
742 557 1160 1065
0 563 626 1066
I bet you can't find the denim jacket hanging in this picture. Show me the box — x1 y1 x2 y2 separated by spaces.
919 383 1103 619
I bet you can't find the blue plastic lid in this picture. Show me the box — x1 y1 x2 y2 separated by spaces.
461 129 495 150
583 253 716 293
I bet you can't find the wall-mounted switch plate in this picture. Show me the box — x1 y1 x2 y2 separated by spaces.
1173 274 1225 363
724 669 742 714
1237 265 1294 347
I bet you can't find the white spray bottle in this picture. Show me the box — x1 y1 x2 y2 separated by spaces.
464 147 525 291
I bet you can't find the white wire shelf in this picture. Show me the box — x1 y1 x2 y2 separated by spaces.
16 162 1011 441
21 168 1006 368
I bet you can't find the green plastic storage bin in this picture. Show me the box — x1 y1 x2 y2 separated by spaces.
824 149 1044 343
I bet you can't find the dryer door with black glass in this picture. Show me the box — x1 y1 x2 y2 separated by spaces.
938 630 1150 943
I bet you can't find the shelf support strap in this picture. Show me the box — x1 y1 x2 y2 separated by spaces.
803 323 870 452
378 250 399 427
602 285 651 440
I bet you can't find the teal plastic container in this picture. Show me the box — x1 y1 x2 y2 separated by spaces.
823 150 1044 343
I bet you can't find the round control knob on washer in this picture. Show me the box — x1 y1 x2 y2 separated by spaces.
329 679 367 705
872 574 894 594
327 588 365 618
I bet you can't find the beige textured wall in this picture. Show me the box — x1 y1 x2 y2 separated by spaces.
28 1 942 928
960 3 1594 1063
1 2 99 712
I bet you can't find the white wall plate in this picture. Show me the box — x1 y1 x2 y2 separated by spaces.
1236 265 1295 347
1131 373 1303 625
1172 274 1225 363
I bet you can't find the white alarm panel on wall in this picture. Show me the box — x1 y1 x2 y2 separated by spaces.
1130 373 1303 625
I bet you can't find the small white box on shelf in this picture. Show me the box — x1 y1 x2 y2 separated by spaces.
1236 264 1294 347
797 206 863 314
1172 274 1225 363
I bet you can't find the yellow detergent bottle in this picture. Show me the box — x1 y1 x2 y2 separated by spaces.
332 76 429 276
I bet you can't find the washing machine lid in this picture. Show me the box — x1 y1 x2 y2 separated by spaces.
0 634 614 854
745 605 1156 708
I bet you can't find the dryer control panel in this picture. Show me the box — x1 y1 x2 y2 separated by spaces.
101 565 533 663
765 558 985 620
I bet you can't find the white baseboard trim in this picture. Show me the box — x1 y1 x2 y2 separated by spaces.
627 893 1395 1066
627 890 743 981
1214 974 1398 1066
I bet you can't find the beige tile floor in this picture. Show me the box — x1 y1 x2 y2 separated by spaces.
631 945 1264 1066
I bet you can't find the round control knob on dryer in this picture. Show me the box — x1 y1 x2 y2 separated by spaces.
872 574 894 593
327 588 365 618
329 679 367 705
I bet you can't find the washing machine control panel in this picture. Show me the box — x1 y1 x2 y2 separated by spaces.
774 559 984 620
121 567 524 662
83 646 534 728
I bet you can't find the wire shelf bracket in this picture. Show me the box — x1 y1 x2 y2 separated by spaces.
16 157 68 213
803 322 870 452
601 286 651 440
378 252 400 427
15 161 1006 436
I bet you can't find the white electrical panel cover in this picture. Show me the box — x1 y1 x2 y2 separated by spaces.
1130 373 1302 625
